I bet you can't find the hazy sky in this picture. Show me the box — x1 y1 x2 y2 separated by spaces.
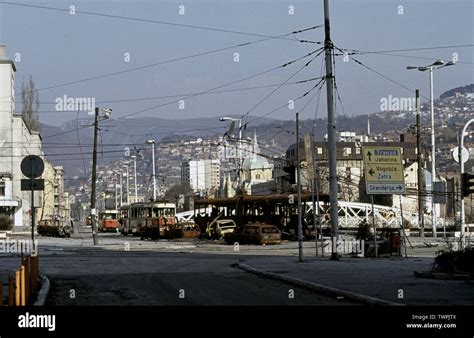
1 0 473 127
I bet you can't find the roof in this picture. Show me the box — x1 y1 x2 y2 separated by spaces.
0 58 16 71
242 131 272 170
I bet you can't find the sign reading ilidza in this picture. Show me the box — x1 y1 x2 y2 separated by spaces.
363 146 405 195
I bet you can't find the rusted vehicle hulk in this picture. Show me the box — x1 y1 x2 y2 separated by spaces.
166 222 201 239
37 219 72 238
224 222 281 245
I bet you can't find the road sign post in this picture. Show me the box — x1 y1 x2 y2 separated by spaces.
363 147 406 258
20 155 45 253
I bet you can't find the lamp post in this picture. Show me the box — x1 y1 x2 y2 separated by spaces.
119 172 123 206
131 155 138 203
219 117 242 189
90 107 112 245
407 60 455 237
114 178 118 210
146 140 157 201
459 119 474 248
124 163 130 205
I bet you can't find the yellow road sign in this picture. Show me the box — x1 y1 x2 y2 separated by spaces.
363 147 402 164
364 163 404 182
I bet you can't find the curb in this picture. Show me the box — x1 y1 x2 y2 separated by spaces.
33 274 50 306
235 262 403 306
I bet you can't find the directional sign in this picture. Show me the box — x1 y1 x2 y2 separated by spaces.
367 183 405 194
365 163 404 182
363 147 402 164
363 146 405 195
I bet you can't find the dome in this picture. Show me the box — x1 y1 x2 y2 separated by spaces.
242 131 272 170
242 155 271 170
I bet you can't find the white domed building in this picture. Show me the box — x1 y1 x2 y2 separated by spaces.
241 132 273 194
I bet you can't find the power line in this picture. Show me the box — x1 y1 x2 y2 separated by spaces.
0 1 321 42
334 45 430 101
241 47 325 124
105 49 322 121
4 77 323 109
340 44 474 55
38 50 319 139
246 77 326 125
335 50 474 65
0 23 321 100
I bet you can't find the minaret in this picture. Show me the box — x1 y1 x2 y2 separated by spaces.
367 118 371 136
253 130 260 158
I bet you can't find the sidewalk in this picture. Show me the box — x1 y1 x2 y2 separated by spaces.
237 255 474 305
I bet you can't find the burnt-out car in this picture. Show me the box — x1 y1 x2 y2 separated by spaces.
166 222 201 239
205 219 237 239
224 222 281 245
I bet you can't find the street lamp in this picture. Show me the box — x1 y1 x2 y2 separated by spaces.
407 59 455 237
220 116 243 189
123 163 130 205
131 155 138 203
459 119 474 248
90 107 112 245
146 140 156 201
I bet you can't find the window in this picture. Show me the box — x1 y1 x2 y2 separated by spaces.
0 181 5 196
317 148 323 155
356 147 361 155
343 147 352 156
256 174 261 180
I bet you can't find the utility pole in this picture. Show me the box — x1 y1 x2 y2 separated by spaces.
125 164 130 205
90 107 100 245
323 0 339 260
416 89 425 238
296 112 303 262
132 155 138 203
429 68 437 238
115 179 118 210
119 172 123 206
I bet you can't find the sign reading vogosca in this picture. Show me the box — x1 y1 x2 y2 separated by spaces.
363 146 406 195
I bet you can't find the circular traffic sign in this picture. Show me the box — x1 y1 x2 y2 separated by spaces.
452 147 469 164
21 155 44 178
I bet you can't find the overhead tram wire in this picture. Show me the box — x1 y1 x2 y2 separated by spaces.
312 54 326 136
240 47 325 124
335 51 474 66
0 1 321 43
104 49 323 122
8 78 324 109
38 50 321 139
0 25 321 100
331 48 351 133
333 44 429 100
339 44 474 56
245 77 326 125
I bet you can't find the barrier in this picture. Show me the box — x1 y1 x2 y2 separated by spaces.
2 253 40 306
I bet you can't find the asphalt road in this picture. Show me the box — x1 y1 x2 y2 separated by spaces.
44 250 355 305
1 223 452 306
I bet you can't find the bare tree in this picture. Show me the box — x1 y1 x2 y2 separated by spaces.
21 75 40 132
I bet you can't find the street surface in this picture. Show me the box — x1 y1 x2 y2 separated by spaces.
1 223 472 306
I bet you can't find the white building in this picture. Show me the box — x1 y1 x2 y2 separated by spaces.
0 45 66 231
242 133 273 195
181 159 221 194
